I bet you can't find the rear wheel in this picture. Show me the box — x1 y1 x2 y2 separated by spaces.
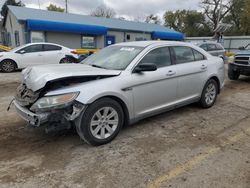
0 60 16 73
76 98 124 146
228 66 240 80
199 79 218 108
59 57 72 64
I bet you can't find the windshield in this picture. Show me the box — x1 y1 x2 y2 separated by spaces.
81 46 143 70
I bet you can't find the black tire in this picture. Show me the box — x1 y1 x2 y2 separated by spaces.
59 57 72 64
76 98 124 146
199 79 218 108
228 66 240 80
0 59 16 73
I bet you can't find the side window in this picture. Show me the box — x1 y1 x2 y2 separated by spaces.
17 44 43 53
216 44 224 50
200 44 208 51
193 49 205 61
139 47 172 68
207 44 217 51
44 44 62 51
172 46 195 64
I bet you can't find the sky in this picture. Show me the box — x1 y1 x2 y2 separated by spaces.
0 0 201 21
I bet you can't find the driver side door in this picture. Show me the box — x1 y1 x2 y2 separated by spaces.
130 46 178 119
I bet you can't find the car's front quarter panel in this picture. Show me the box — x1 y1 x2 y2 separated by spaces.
44 73 135 120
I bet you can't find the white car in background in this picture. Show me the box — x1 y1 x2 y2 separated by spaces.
0 43 78 72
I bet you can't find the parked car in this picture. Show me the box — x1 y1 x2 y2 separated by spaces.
228 43 250 80
13 41 224 146
193 41 226 60
0 43 78 72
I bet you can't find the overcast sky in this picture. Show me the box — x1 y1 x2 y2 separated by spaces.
1 0 202 20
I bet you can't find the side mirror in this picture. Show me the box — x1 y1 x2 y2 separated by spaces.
134 63 157 73
19 50 26 54
238 46 245 50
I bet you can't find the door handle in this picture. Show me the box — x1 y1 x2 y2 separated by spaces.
201 64 207 70
166 70 176 76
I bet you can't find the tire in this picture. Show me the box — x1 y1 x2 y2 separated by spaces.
59 57 72 64
228 66 240 80
76 98 124 146
199 79 218 108
0 59 16 73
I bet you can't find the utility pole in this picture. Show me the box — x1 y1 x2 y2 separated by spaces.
65 0 68 13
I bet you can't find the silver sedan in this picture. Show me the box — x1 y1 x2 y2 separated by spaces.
14 41 225 146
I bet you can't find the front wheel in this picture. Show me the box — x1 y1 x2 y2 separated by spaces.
199 79 218 108
228 66 240 80
0 60 16 73
76 98 124 146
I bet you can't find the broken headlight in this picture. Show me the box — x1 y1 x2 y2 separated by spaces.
30 92 79 111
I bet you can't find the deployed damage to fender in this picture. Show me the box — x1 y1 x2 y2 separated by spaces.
14 64 121 130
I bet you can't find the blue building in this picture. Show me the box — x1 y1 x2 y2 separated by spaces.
2 6 184 49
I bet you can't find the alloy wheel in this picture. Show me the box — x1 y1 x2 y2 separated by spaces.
90 107 119 139
2 61 14 72
205 83 216 105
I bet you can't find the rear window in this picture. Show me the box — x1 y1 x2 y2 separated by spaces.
216 44 224 50
43 44 62 51
207 44 217 51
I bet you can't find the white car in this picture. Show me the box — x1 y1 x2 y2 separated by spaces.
0 43 78 72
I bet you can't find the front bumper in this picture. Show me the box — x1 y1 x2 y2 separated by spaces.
229 63 250 75
14 101 49 127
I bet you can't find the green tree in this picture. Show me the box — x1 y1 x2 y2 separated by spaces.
164 10 211 37
1 0 24 18
47 4 65 12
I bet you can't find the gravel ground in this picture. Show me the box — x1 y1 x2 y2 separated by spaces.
0 68 250 188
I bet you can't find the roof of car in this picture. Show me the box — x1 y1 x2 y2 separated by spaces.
114 40 194 47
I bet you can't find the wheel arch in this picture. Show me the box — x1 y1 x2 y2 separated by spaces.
207 76 221 94
0 58 18 69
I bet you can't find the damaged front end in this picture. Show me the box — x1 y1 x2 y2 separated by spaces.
14 83 86 131
14 80 87 132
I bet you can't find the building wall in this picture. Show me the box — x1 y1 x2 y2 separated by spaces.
96 35 104 48
107 31 125 44
4 10 25 47
46 32 82 48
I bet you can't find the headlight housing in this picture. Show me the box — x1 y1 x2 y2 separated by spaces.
30 92 79 111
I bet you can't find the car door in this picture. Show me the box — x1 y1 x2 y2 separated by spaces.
130 46 178 118
170 46 208 103
207 43 219 56
15 44 44 67
43 44 63 64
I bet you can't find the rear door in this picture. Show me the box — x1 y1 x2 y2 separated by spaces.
131 46 178 118
170 46 208 103
43 44 63 64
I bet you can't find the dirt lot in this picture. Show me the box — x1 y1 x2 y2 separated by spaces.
0 69 250 188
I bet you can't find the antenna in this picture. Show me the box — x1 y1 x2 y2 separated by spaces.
65 0 68 13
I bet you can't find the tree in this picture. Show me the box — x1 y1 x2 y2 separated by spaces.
164 10 211 37
47 3 65 12
90 5 116 18
145 14 161 24
1 0 24 18
201 0 234 30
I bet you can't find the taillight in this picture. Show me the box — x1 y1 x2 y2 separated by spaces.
71 50 78 54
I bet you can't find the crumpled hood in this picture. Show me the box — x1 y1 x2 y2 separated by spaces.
22 64 121 91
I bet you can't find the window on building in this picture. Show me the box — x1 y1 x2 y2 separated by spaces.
172 46 195 64
15 31 20 47
126 34 130 40
31 31 45 43
43 44 62 51
7 32 12 46
139 47 172 68
82 36 95 48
